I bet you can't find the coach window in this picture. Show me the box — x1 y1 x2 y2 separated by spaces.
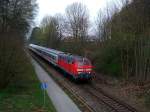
68 57 72 64
63 56 64 61
45 52 47 56
65 56 67 63
53 56 55 60
64 56 66 62
67 58 70 64
72 58 74 63
66 57 69 63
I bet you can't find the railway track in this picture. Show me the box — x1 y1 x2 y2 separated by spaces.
29 50 138 112
82 84 137 112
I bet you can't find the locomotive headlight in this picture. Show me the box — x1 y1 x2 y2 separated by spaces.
86 68 91 71
77 68 84 72
78 71 82 74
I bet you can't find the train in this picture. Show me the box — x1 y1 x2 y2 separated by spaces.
29 44 93 80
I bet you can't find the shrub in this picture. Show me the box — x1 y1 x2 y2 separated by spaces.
145 90 150 108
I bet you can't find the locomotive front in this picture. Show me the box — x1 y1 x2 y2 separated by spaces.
75 57 93 79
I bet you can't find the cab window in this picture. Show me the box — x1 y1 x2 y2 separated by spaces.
77 58 91 66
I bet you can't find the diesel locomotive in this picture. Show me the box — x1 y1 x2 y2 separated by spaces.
29 44 93 80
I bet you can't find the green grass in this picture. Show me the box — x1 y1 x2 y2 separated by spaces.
0 59 56 112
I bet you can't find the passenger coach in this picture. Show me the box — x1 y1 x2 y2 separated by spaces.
29 44 93 80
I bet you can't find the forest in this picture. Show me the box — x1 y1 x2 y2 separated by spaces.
30 0 150 85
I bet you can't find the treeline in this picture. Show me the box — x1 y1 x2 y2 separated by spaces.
95 0 150 84
30 2 89 52
0 0 37 89
30 0 150 84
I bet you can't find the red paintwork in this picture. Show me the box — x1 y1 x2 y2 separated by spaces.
57 55 93 78
58 58 78 75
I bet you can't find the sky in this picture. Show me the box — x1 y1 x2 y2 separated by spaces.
35 0 120 25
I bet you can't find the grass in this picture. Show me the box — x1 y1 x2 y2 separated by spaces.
0 58 56 112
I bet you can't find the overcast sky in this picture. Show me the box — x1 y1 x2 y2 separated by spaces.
35 0 121 25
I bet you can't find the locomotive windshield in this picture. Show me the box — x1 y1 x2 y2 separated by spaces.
77 58 91 66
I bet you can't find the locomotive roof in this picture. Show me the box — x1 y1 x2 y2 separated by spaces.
61 53 86 60
72 55 87 60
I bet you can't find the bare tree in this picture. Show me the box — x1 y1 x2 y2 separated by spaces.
95 1 120 43
54 13 66 40
40 16 61 48
65 2 89 41
95 9 105 42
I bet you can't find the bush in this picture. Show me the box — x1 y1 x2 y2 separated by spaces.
92 40 122 77
145 91 150 108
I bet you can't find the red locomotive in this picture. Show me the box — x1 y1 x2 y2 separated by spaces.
29 44 93 80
